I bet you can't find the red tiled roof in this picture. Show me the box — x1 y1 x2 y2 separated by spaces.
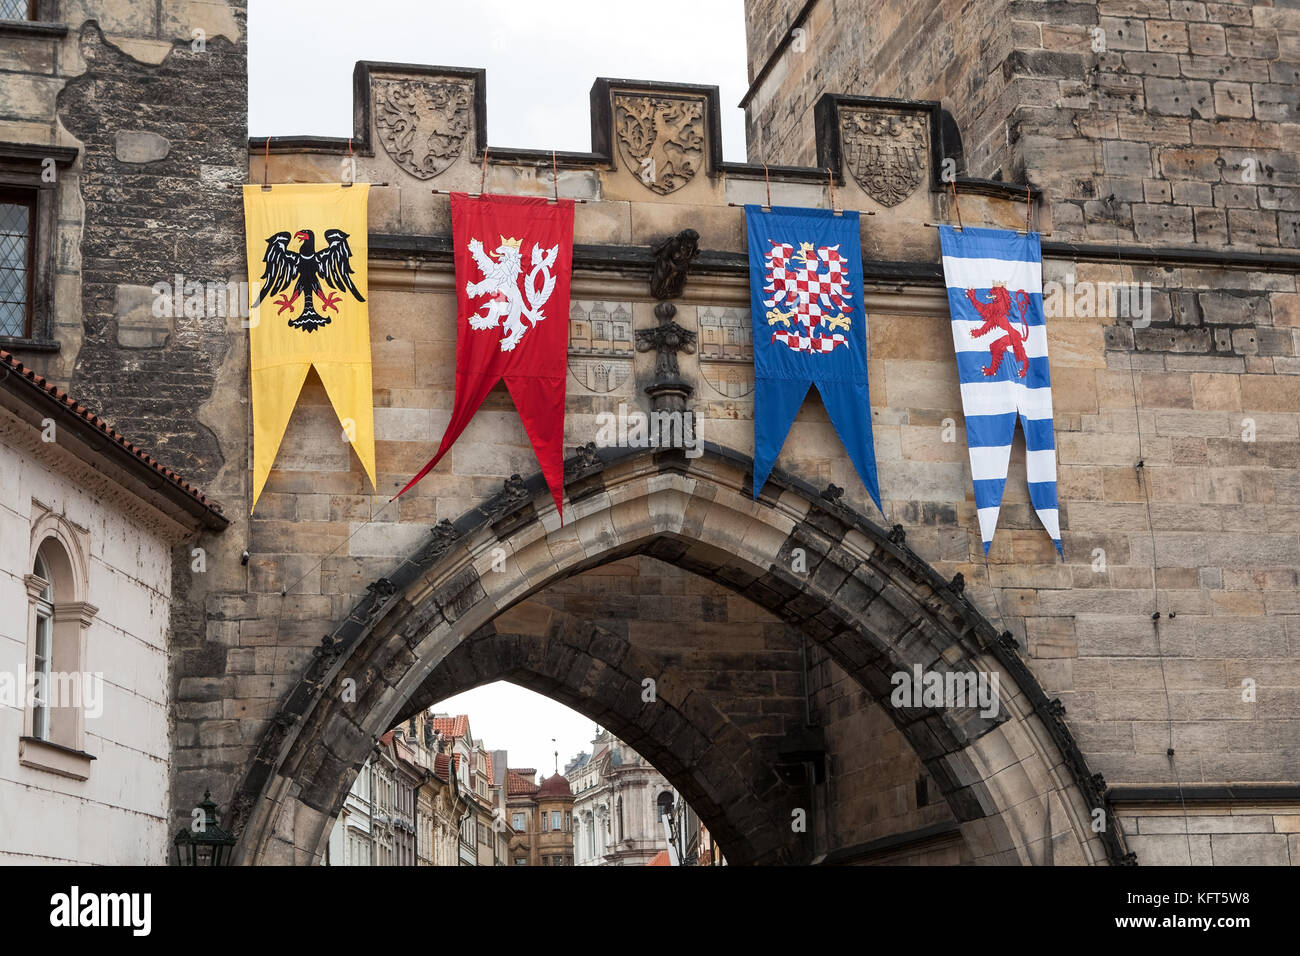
647 850 670 866
0 350 225 525
433 753 452 782
482 751 493 780
432 715 469 740
507 770 539 796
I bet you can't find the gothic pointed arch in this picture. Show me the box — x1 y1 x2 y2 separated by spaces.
230 444 1128 866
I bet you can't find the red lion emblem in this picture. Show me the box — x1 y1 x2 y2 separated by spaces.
966 285 1031 378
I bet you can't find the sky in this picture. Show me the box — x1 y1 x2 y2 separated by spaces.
248 0 750 783
431 682 603 780
248 0 750 159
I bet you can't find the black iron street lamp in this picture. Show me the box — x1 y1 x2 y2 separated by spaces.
173 790 237 865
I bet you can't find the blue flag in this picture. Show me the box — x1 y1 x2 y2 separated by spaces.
938 225 1061 558
745 205 881 511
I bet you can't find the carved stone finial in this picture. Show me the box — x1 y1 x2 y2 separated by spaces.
887 524 906 545
649 229 700 300
635 302 697 413
820 483 843 502
950 572 965 594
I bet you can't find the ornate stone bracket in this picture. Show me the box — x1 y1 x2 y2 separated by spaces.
635 229 701 414
635 303 697 413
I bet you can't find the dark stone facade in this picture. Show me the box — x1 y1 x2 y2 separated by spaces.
57 20 248 484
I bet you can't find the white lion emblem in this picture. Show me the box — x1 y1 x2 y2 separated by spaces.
465 235 558 351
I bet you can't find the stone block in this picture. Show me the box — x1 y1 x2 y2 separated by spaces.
1133 203 1194 243
1146 19 1189 52
1145 77 1213 116
114 283 171 348
114 130 170 164
1213 81 1254 118
1189 20 1227 54
1208 833 1291 865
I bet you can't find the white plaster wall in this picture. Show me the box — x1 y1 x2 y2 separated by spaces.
0 435 173 864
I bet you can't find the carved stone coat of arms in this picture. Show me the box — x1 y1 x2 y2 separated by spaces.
839 109 928 207
373 77 473 180
613 94 705 195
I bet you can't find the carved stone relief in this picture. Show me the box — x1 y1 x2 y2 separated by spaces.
697 306 754 398
568 300 634 393
613 94 704 195
839 108 928 207
373 77 474 180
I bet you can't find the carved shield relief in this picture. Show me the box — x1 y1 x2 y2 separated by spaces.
613 94 705 195
568 300 634 393
697 306 754 398
373 77 473 180
839 109 928 207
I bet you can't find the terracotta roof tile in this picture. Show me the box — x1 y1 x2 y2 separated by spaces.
431 715 469 740
506 770 539 796
0 350 224 521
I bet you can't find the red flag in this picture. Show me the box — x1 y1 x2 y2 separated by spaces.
397 193 573 517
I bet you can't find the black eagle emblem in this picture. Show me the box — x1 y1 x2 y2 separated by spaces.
250 228 365 332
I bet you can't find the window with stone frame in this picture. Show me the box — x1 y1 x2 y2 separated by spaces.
0 188 33 337
0 145 77 350
0 0 35 20
21 523 97 779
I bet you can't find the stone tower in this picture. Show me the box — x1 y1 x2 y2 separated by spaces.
742 0 1298 252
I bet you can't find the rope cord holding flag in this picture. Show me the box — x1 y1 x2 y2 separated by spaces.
764 163 771 209
262 136 270 190
480 146 490 194
1110 214 1194 860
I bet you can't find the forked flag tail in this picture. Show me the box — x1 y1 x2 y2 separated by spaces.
938 225 1062 559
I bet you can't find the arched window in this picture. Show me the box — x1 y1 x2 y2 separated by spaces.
22 530 96 776
29 552 54 740
656 791 674 820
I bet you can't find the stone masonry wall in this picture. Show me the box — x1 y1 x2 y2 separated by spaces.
743 0 1300 248
57 19 247 482
743 0 1020 177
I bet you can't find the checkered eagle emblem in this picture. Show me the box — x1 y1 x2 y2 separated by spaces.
762 240 854 353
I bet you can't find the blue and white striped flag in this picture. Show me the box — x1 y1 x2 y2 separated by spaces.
938 226 1061 558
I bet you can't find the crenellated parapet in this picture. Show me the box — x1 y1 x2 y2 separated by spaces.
252 62 1043 268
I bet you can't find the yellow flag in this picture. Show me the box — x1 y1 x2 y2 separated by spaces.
243 184 376 510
